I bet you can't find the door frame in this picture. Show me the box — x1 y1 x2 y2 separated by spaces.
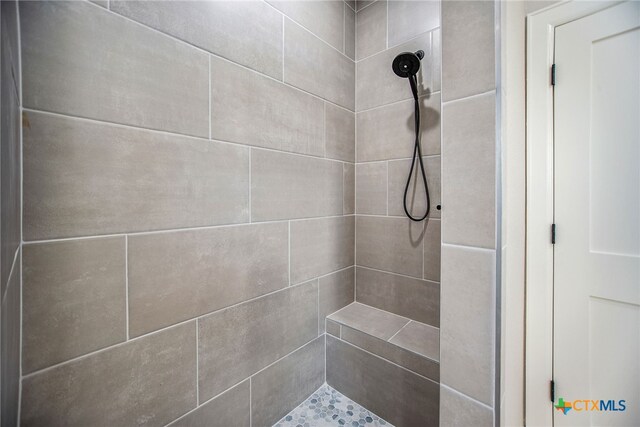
525 1 622 425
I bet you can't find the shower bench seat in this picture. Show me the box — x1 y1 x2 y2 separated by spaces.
326 302 440 383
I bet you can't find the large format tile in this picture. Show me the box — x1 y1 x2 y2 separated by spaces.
251 149 343 221
319 267 355 334
128 222 288 337
440 385 493 427
284 19 355 110
340 326 439 381
442 0 495 101
356 32 435 111
23 112 249 240
22 238 126 374
387 1 439 47
343 163 355 214
21 322 197 427
356 0 386 60
1 263 20 427
441 245 495 406
389 321 439 361
326 336 439 427
111 1 283 80
356 162 387 215
252 336 325 427
168 381 250 427
423 218 441 282
198 282 318 401
211 56 324 156
0 13 20 296
442 92 496 248
328 302 408 340
387 155 441 219
345 5 356 59
355 266 439 326
325 103 355 162
356 216 424 278
269 1 344 51
356 93 441 161
290 216 355 284
21 1 208 137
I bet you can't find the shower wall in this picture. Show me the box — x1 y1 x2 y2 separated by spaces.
1 1 22 426
18 1 356 425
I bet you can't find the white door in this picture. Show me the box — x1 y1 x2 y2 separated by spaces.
554 2 640 426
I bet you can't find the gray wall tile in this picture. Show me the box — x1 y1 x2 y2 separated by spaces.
356 1 374 12
389 321 439 361
198 281 318 402
442 0 495 101
20 1 209 137
387 1 439 47
284 19 355 110
340 326 439 381
442 92 496 248
269 1 344 51
356 162 387 215
387 155 441 219
327 336 439 427
326 319 341 337
355 266 439 326
23 238 126 374
111 1 283 80
319 267 355 334
21 322 197 427
440 385 493 427
23 112 249 240
356 0 386 60
1 262 20 427
343 163 355 214
168 380 250 427
251 149 343 221
211 56 324 157
1 13 21 295
128 223 288 337
329 302 408 340
290 216 355 284
251 336 325 427
356 215 424 278
356 32 435 111
325 103 355 162
356 93 441 162
423 218 441 282
346 0 356 12
441 245 495 406
345 5 356 60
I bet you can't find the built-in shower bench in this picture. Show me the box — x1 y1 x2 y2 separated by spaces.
326 302 440 383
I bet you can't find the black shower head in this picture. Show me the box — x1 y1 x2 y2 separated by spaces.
392 50 424 78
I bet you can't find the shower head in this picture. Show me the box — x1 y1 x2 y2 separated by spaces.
392 50 424 78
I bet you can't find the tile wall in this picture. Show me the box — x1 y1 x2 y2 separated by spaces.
1 1 22 426
18 1 356 425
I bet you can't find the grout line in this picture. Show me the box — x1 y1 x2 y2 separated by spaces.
249 149 252 223
386 319 411 342
335 335 438 385
291 264 354 288
345 0 355 12
343 2 346 54
441 383 495 411
17 0 25 420
23 214 355 245
356 0 378 13
385 161 389 216
356 91 441 114
385 0 389 50
1 247 20 304
442 89 496 106
323 102 327 158
208 55 211 140
249 335 319 381
22 107 351 164
441 242 496 254
355 265 439 284
288 221 291 286
317 280 321 336
125 236 129 340
195 318 199 406
249 377 252 427
281 14 285 82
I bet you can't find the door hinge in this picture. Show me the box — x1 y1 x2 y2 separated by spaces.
551 64 556 86
551 224 557 244
550 380 555 402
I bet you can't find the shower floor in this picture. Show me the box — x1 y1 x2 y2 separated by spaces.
274 384 393 427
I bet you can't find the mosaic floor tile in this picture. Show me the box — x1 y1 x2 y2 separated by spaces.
274 384 393 427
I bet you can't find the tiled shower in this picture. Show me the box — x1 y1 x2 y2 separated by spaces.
0 1 499 427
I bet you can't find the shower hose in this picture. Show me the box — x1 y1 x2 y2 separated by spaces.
403 74 431 221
